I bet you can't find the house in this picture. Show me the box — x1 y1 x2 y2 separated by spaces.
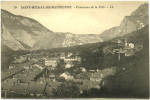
64 56 81 62
81 67 86 72
8 63 24 69
45 58 59 68
26 81 46 97
23 65 30 70
60 72 73 80
64 57 75 62
31 58 38 62
73 79 100 92
75 56 81 62
125 43 134 49
9 65 14 69
59 53 66 59
125 51 134 56
65 62 73 68
76 73 89 79
49 74 56 80
118 49 134 59
67 53 73 57
113 49 119 53
2 67 25 81
10 83 28 94
16 67 43 83
128 43 134 48
86 81 100 90
90 72 103 82
33 64 44 70
124 38 134 49
45 80 62 97
1 79 19 91
89 69 106 82
12 55 27 63
90 67 116 82
89 70 95 72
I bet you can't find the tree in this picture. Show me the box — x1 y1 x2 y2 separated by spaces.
52 67 65 75
57 59 66 68
52 81 80 98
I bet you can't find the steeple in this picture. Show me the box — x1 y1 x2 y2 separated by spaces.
125 38 128 46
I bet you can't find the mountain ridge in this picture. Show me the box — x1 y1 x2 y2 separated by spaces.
99 3 148 41
1 9 102 51
1 3 148 51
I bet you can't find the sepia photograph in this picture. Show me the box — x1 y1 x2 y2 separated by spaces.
1 1 149 99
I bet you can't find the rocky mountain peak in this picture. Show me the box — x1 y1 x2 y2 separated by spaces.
131 3 148 17
99 3 149 41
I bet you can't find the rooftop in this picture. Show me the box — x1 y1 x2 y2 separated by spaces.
33 64 44 70
1 79 19 91
11 83 28 93
46 79 61 88
63 71 70 76
26 81 46 94
2 67 25 81
45 58 59 61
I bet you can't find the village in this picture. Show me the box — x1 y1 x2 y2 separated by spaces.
1 38 143 98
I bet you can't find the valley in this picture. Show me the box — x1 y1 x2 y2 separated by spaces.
1 25 149 98
1 2 149 99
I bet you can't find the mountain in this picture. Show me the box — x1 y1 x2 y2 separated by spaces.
99 3 149 41
1 3 148 51
1 9 102 51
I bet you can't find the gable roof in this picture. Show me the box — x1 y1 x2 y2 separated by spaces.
33 64 44 70
11 83 28 93
80 80 100 91
26 81 46 94
1 79 18 91
90 67 116 79
16 67 43 82
2 67 25 81
64 71 70 76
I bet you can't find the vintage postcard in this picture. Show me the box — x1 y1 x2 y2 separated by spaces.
1 1 149 99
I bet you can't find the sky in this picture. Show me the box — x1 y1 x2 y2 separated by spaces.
1 1 148 34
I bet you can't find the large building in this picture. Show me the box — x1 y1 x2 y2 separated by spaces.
125 38 134 49
64 56 81 62
45 58 59 68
